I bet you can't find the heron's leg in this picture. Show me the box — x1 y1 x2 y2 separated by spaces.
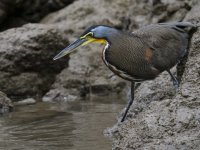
167 70 179 88
177 53 189 83
121 82 135 122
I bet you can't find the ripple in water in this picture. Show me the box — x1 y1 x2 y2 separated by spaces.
0 96 125 150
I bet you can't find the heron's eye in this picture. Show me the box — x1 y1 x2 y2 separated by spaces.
80 32 93 39
86 32 93 38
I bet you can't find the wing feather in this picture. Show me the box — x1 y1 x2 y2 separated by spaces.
133 22 193 71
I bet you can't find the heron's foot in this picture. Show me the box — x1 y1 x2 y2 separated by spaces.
121 109 127 122
172 76 179 89
167 70 179 90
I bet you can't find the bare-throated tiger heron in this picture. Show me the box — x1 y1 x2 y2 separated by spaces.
54 22 198 122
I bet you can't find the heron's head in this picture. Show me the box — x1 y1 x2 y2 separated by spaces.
53 25 116 60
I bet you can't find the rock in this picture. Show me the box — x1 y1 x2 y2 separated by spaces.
0 23 68 74
176 107 194 124
15 98 36 105
184 1 200 23
0 23 69 99
41 0 130 34
42 88 78 102
0 91 13 114
0 72 54 99
0 0 76 31
0 0 15 26
15 0 75 23
42 0 194 32
108 1 200 149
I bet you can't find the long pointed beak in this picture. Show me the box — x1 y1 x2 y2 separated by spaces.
53 38 86 60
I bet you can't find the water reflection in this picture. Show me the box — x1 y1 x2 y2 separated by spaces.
0 95 125 150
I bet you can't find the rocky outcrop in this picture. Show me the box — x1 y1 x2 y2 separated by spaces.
0 23 68 99
0 91 13 114
106 1 200 150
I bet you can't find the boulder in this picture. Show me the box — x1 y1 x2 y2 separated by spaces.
0 23 69 99
0 91 13 114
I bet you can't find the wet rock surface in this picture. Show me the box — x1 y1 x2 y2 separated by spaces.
14 98 36 105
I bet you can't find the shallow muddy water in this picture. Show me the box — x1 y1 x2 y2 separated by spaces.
0 96 125 150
